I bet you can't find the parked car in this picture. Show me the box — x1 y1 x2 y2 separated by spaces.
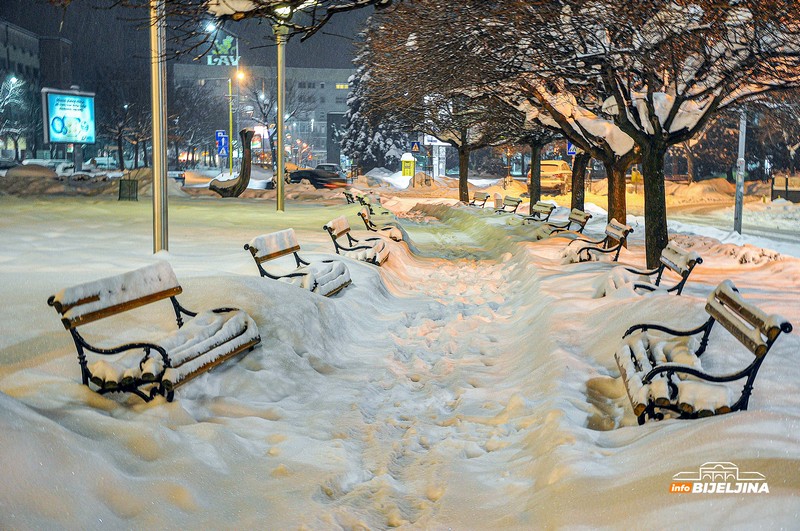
527 160 572 194
0 159 18 170
288 167 347 189
315 163 347 179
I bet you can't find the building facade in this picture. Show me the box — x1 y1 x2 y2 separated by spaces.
174 63 353 166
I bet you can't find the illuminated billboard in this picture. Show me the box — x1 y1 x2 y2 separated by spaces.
41 88 96 144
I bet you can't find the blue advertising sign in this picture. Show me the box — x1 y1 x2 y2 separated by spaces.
42 88 96 144
567 141 577 156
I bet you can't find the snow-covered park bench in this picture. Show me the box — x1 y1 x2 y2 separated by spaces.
357 206 404 241
47 262 261 402
526 208 594 240
547 208 593 236
495 195 523 214
563 219 633 262
324 215 389 266
355 192 389 216
468 191 489 207
618 241 703 296
522 201 556 222
615 280 792 424
343 190 356 204
244 228 351 297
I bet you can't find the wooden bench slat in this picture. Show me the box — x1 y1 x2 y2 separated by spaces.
61 287 183 329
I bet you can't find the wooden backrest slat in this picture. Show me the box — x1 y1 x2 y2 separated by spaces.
704 280 782 357
568 209 591 225
245 229 302 263
659 241 700 276
605 219 633 243
61 286 182 330
474 192 489 200
325 216 351 239
504 196 522 206
254 245 301 263
48 261 182 329
532 201 554 214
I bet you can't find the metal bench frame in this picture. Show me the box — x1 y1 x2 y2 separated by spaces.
523 201 556 222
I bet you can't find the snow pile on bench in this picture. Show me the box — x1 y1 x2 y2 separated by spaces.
87 308 258 391
53 261 180 322
614 331 736 416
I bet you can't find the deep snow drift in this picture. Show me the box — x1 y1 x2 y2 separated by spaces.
0 192 799 529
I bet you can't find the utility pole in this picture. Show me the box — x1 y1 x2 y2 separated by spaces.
734 109 747 234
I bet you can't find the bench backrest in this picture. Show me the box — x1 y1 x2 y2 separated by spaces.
343 191 354 202
245 229 301 263
705 280 792 357
504 196 522 207
531 201 555 216
358 206 372 223
47 261 182 330
324 216 351 239
605 218 633 245
660 241 701 277
568 208 592 227
473 192 489 201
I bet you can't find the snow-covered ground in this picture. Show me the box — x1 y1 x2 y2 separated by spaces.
1 191 799 528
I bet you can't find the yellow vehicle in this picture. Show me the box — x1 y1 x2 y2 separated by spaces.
527 160 572 195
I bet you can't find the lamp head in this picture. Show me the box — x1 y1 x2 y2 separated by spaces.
274 4 293 19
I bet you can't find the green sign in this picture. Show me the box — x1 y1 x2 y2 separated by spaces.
208 33 239 66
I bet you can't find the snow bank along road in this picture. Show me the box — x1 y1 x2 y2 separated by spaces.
1 196 799 529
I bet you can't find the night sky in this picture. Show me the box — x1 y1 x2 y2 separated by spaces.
0 0 369 86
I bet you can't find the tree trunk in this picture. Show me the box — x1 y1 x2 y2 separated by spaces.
116 134 125 170
143 140 149 167
12 138 20 162
528 142 542 203
641 143 669 268
685 147 695 184
133 142 140 168
571 151 590 211
458 146 470 203
174 142 180 169
604 161 627 227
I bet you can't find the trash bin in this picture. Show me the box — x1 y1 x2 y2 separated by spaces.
118 179 138 201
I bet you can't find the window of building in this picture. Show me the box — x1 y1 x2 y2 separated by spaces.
335 83 349 90
335 96 347 105
298 81 306 88
319 82 325 89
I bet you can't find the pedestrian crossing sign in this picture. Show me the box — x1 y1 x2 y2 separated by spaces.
410 141 421 153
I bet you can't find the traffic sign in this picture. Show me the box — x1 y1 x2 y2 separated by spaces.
215 130 226 142
217 134 229 156
410 141 421 153
567 141 577 156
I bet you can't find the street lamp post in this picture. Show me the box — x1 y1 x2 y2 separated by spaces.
274 22 288 212
228 77 234 176
149 0 168 253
